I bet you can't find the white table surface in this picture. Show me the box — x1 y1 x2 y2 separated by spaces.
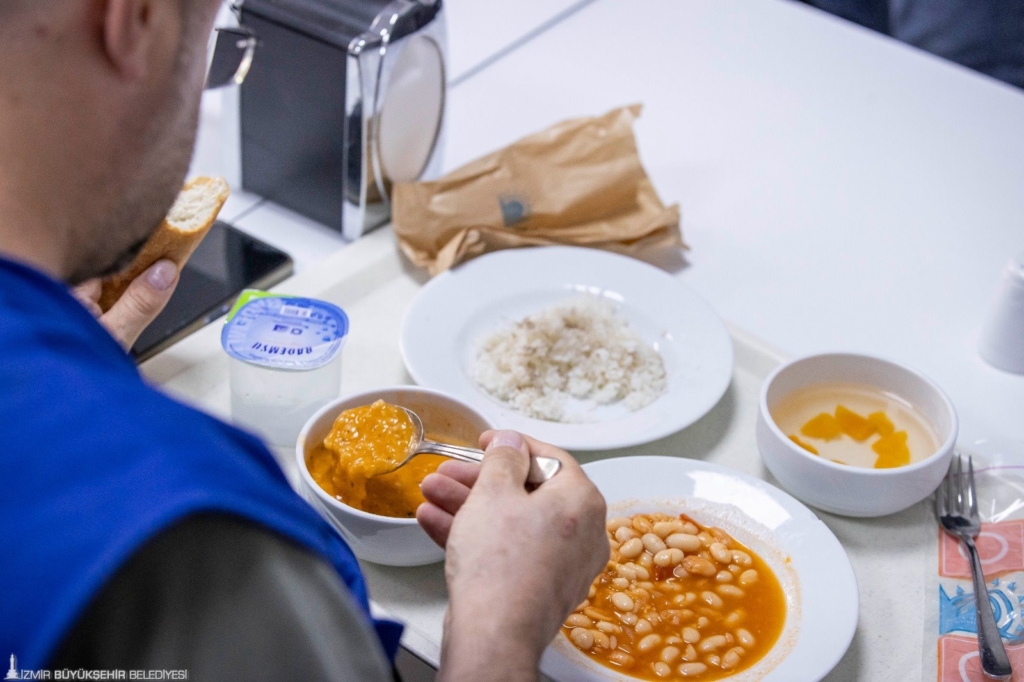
176 2 1024 678
213 0 1024 448
444 0 596 84
435 0 1024 453
143 226 933 682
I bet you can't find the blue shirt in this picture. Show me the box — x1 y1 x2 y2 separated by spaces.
0 257 401 667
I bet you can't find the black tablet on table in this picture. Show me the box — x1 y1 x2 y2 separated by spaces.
131 221 293 363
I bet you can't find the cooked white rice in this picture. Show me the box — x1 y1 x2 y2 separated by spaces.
472 296 667 422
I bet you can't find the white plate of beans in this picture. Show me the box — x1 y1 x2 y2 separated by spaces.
540 456 857 682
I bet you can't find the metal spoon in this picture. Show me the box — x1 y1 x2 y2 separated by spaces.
387 407 562 485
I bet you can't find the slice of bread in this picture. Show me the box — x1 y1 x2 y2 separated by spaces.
99 176 230 312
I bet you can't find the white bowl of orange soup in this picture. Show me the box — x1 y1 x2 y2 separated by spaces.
757 353 957 517
296 386 494 566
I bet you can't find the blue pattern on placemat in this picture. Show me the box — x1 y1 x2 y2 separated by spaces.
939 579 1024 643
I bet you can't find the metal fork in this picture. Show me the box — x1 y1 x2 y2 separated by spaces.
936 455 1013 680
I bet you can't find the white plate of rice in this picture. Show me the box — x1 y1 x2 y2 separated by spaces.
400 246 733 450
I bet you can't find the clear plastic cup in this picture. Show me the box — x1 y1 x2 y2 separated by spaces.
221 291 348 446
979 254 1024 374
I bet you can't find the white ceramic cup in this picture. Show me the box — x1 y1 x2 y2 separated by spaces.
296 386 495 566
757 353 958 517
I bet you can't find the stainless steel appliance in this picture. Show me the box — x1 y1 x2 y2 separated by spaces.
237 0 447 239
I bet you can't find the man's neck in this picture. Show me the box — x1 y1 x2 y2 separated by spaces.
0 178 67 279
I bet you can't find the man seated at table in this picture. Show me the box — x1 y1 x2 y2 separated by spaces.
0 1 609 680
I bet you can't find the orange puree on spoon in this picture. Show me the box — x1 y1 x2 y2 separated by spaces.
319 400 416 507
308 400 460 518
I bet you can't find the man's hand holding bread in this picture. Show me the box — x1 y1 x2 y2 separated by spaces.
73 177 230 350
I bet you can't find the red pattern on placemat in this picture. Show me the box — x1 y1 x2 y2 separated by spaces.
938 635 1024 681
940 521 1024 579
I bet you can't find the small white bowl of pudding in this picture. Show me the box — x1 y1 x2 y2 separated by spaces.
296 386 494 566
756 353 957 517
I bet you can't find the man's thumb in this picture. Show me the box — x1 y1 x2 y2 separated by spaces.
104 260 178 348
478 430 531 489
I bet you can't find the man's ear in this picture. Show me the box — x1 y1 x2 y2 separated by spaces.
101 0 176 82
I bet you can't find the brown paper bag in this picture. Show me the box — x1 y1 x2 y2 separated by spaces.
392 104 685 276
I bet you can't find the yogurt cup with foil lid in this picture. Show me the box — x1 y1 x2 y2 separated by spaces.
222 291 349 449
222 292 348 370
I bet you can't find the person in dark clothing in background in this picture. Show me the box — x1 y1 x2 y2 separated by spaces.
804 0 1024 89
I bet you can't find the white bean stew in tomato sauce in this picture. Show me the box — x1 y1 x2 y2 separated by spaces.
562 512 787 680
